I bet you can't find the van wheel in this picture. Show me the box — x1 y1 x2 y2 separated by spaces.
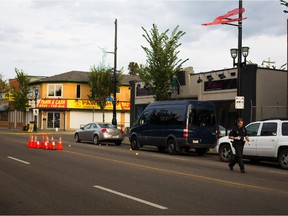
157 146 166 152
195 148 208 156
93 135 100 145
130 137 139 150
278 149 288 170
218 144 232 162
167 139 177 155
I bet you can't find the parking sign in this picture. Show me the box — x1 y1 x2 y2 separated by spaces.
235 96 244 109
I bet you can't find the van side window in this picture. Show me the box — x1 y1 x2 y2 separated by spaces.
150 108 183 125
260 123 277 136
138 111 150 126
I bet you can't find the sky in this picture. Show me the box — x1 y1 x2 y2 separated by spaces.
0 0 287 80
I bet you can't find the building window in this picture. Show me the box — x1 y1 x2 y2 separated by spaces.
47 112 60 129
48 84 62 97
76 84 81 98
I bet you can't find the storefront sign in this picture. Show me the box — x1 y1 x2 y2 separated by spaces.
38 99 67 108
37 99 130 110
204 79 237 91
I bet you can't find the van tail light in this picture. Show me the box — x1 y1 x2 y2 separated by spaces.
101 128 108 133
183 125 188 138
216 126 220 139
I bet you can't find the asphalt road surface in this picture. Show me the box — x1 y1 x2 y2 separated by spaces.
1 131 288 215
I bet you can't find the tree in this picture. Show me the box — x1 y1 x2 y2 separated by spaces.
139 24 189 101
0 73 8 94
88 66 122 122
11 68 30 111
128 62 139 75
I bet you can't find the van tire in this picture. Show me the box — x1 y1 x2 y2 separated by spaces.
195 148 208 156
278 149 288 170
130 137 139 150
167 139 177 155
218 144 232 162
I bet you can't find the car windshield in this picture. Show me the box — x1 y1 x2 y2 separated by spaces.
98 123 116 129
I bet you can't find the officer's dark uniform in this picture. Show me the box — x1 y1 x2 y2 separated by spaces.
229 126 247 172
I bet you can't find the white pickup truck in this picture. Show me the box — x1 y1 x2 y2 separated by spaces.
216 119 288 169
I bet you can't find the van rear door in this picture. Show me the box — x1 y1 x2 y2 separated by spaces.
187 103 217 146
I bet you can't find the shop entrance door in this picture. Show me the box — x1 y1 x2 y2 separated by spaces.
47 112 60 129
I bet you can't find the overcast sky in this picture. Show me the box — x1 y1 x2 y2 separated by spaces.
0 0 287 80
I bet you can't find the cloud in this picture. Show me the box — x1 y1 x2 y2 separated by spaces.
0 0 286 79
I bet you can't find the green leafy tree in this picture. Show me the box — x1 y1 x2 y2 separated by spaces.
11 68 30 111
139 24 188 101
128 62 139 75
0 73 8 94
88 66 122 122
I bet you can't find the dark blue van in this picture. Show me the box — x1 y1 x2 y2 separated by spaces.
129 100 217 155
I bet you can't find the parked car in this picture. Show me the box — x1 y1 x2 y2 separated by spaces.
74 123 124 146
129 100 217 155
216 119 288 169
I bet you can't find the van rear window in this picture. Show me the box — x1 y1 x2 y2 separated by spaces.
189 109 216 128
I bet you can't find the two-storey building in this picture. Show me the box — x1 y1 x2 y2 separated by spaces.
29 71 138 131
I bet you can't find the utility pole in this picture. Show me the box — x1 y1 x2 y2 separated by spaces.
237 0 243 119
112 19 118 126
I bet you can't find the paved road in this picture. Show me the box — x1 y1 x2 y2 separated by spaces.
1 132 288 215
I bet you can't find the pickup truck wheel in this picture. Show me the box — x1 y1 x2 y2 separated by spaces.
130 137 139 150
279 149 288 170
219 144 232 162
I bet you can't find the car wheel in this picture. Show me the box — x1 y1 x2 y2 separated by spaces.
167 139 177 155
195 148 208 156
74 133 81 143
130 137 139 150
278 149 288 170
218 144 232 162
115 141 122 146
157 146 166 152
93 135 100 145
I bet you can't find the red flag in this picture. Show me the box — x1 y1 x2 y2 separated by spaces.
202 8 247 26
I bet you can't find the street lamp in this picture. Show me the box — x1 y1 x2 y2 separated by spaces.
34 88 39 132
230 46 250 67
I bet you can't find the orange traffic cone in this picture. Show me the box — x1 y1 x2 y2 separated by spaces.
40 134 45 149
44 135 49 150
50 135 56 150
57 135 63 150
27 135 33 148
32 135 37 148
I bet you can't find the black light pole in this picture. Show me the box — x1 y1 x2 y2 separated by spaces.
112 19 118 126
34 88 38 132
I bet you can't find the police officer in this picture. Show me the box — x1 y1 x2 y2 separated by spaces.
228 118 250 173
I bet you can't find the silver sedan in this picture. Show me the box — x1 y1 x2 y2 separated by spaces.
74 123 124 146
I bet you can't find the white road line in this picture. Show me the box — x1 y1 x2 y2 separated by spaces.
93 185 168 210
7 156 30 165
268 171 288 175
151 154 188 161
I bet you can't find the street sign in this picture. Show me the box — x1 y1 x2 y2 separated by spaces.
33 109 39 116
235 96 245 109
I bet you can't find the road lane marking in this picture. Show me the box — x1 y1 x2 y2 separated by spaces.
94 185 168 210
268 171 288 175
7 156 30 165
151 154 188 161
64 150 288 196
